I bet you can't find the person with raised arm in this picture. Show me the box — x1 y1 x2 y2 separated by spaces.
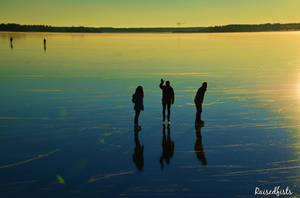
159 79 175 124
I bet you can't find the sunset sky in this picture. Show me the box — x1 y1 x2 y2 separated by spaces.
1 0 300 27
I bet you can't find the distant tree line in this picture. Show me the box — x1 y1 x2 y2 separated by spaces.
1 23 300 33
174 23 300 33
0 23 103 33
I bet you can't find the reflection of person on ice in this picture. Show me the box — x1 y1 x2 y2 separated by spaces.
160 124 174 169
132 130 144 171
194 82 207 123
159 79 175 124
194 122 207 166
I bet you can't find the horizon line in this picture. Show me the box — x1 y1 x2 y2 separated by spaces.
2 21 300 29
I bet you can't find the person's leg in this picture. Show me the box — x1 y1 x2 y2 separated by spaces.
167 103 171 122
134 109 140 126
162 103 166 122
195 104 200 122
199 105 202 121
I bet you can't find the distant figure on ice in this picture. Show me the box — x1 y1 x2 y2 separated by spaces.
132 86 144 130
159 79 175 123
160 124 174 169
43 38 47 51
194 82 207 123
194 122 207 166
132 130 144 171
10 37 13 49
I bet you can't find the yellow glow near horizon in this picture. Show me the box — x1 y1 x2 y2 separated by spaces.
1 0 300 27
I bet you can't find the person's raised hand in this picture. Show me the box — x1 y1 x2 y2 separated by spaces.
161 78 164 83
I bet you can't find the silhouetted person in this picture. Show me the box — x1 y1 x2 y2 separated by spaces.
132 86 144 130
194 82 207 123
43 38 47 51
160 124 174 169
132 130 144 171
194 122 207 166
159 79 174 123
10 37 13 49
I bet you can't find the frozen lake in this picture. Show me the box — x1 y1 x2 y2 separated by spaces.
1 32 300 197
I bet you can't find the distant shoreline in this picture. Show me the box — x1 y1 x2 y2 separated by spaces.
1 23 300 33
1 30 300 34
